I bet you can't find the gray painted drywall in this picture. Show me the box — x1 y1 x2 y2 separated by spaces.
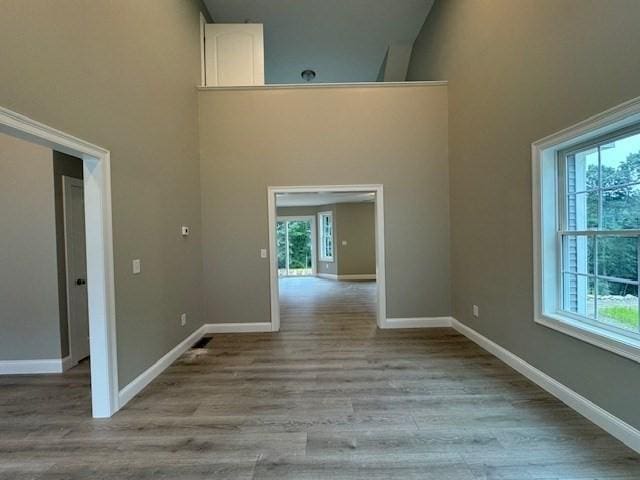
0 1 206 388
0 133 61 360
407 0 640 429
199 84 450 324
335 203 375 276
53 151 83 359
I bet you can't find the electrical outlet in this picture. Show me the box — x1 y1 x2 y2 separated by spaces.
472 305 480 318
180 313 187 326
260 248 267 258
132 259 141 275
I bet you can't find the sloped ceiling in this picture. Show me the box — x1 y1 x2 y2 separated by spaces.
203 0 434 84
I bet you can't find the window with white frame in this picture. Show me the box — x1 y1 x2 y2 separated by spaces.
558 126 640 337
318 211 334 262
535 108 640 362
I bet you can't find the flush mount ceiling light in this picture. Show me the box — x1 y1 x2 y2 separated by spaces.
301 69 316 82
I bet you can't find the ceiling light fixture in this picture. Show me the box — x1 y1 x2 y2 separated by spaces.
301 69 316 82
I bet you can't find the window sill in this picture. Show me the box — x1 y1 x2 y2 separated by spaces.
536 313 640 364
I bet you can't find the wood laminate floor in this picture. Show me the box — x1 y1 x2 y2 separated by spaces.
2 277 639 479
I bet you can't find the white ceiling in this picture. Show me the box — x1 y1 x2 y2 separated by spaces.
203 0 434 84
276 191 375 207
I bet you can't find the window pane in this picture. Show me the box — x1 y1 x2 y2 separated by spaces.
562 235 594 275
597 236 638 281
600 131 640 188
563 273 595 318
601 184 640 230
567 147 598 193
567 192 598 230
595 279 639 332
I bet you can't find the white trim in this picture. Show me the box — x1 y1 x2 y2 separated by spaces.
536 314 640 364
268 185 386 331
118 323 271 406
316 273 376 281
199 12 207 87
451 318 640 454
204 322 272 334
276 215 317 275
317 210 334 262
61 354 75 372
532 95 640 363
317 273 338 280
381 317 452 329
118 325 207 408
0 358 66 375
0 106 118 418
337 274 376 280
197 81 447 92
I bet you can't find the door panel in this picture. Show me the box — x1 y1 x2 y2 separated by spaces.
63 177 89 364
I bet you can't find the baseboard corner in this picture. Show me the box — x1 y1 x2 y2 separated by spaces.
118 325 207 409
382 316 453 329
204 322 273 334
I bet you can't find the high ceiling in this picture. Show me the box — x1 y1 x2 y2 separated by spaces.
203 0 434 84
276 192 375 207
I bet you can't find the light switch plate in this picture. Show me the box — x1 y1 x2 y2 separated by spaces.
181 226 190 236
180 313 187 326
341 240 348 246
472 305 479 318
132 259 141 275
260 248 267 258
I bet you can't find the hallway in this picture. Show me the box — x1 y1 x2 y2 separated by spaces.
1 278 638 479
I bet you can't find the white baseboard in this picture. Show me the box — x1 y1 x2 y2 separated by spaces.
450 318 640 454
204 322 273 333
317 273 376 281
317 273 338 280
0 358 66 374
338 274 376 280
61 355 74 371
381 317 453 329
118 325 207 408
117 322 274 408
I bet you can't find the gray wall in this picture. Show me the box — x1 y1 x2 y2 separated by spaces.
199 85 450 324
0 1 206 388
407 0 640 428
277 202 376 276
53 151 83 359
335 203 375 276
0 133 61 360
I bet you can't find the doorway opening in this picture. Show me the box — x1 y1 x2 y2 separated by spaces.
0 106 117 418
267 185 386 331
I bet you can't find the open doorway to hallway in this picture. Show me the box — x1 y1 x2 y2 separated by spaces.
0 131 93 415
0 106 117 418
268 186 386 331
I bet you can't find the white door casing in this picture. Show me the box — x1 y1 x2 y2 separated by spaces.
0 106 118 418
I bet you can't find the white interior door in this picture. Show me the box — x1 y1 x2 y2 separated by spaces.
63 176 90 364
205 24 265 86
